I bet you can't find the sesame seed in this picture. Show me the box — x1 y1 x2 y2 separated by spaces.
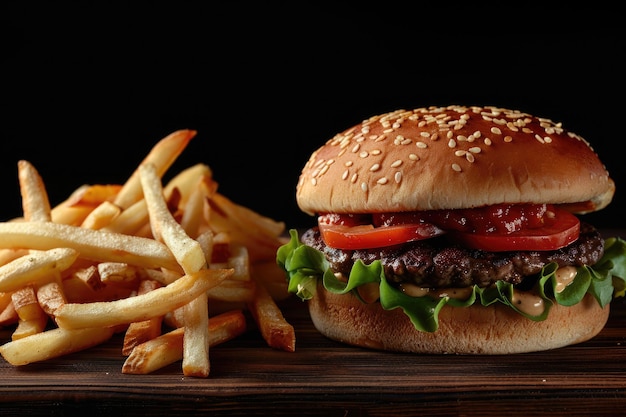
370 163 381 172
408 153 419 161
359 151 369 158
448 139 456 148
504 136 513 143
394 171 402 183
468 147 481 153
452 163 462 172
361 182 368 192
390 159 403 168
416 142 428 149
350 173 358 183
377 177 388 184
491 127 502 135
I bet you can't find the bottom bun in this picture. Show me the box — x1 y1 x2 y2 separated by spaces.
308 285 610 354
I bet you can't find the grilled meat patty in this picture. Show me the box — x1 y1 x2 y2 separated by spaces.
300 223 604 288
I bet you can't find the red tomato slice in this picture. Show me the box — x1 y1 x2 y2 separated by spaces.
447 209 580 251
318 222 445 250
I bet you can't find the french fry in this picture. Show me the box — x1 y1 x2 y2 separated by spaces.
179 175 208 239
97 262 139 288
11 286 43 320
206 277 256 302
0 301 18 327
0 248 79 293
100 200 148 236
0 248 29 268
62 184 122 208
139 163 206 274
36 277 67 316
11 286 50 339
247 281 296 353
250 260 290 301
163 163 216 206
206 192 285 263
181 293 210 377
122 309 246 375
122 279 163 356
0 222 181 273
0 291 13 314
54 268 232 330
0 326 115 366
18 160 52 222
80 201 121 230
139 161 211 376
114 129 196 210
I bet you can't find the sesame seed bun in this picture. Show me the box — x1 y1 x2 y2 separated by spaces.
296 105 614 216
308 283 610 354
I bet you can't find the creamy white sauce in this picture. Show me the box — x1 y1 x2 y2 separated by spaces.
554 265 578 293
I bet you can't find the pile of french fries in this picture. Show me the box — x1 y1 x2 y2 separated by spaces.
0 129 295 377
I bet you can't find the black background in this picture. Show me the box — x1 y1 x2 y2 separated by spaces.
1 3 624 231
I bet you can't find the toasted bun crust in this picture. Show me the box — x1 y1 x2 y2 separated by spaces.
308 287 610 354
297 105 614 215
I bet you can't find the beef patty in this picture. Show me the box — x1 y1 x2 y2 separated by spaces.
300 223 604 288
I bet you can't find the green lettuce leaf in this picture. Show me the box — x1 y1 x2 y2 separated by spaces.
276 230 626 333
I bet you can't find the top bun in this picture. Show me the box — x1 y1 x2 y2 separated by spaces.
297 105 614 215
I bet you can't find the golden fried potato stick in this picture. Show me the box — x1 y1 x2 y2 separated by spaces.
113 129 196 210
100 199 148 235
62 184 122 208
54 267 232 330
139 162 210 377
18 161 72 320
0 326 115 366
206 277 256 302
247 281 295 352
0 222 181 273
18 160 52 222
80 201 121 230
139 163 206 274
206 192 285 263
122 279 163 356
0 247 79 293
179 176 208 239
163 163 216 207
122 309 246 375
0 301 17 327
11 286 48 340
36 276 67 316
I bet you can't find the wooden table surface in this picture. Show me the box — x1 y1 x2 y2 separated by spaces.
1 293 625 417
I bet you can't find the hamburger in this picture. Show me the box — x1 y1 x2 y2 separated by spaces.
277 105 626 354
